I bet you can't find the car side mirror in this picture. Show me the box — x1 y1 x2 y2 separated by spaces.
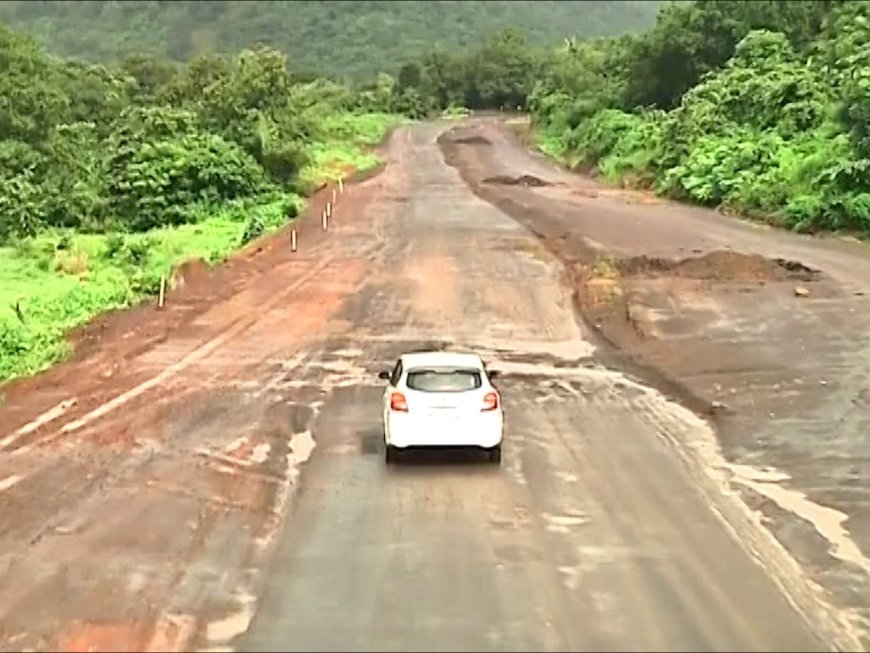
378 370 391 381
488 370 501 380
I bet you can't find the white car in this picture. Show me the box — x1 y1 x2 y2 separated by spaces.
378 350 504 464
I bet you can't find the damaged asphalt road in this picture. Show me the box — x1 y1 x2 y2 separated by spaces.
1 119 869 651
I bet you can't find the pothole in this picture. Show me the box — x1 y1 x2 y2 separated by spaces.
483 174 552 188
452 135 491 146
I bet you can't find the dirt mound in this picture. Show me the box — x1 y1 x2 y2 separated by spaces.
483 174 551 188
617 251 819 283
453 135 492 146
170 257 210 290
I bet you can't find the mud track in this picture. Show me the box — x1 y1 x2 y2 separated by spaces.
1 119 868 652
0 154 388 435
440 119 870 648
0 141 393 651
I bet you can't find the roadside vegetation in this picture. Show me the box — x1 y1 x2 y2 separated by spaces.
0 5 554 384
3 0 868 383
0 23 404 383
528 0 870 235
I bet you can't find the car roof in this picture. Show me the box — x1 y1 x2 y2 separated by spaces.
399 350 484 370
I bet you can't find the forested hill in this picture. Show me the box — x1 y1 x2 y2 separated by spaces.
0 0 662 78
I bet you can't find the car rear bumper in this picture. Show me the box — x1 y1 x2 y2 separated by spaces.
386 414 503 449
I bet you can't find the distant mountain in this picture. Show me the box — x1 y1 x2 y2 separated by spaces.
0 0 663 77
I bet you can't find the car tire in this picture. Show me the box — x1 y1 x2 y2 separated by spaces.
487 444 502 464
385 444 399 464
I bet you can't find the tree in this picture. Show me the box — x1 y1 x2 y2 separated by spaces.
119 52 179 104
397 62 422 91
622 0 843 110
0 1 664 79
104 106 267 231
0 24 70 143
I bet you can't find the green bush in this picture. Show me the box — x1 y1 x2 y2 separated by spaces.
0 19 409 385
106 131 270 231
531 8 870 237
240 214 266 245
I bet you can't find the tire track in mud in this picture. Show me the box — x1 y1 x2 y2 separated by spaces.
500 366 839 650
0 162 398 652
234 334 833 651
0 343 375 652
1 253 338 456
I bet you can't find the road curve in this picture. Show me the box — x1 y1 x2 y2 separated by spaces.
0 122 838 652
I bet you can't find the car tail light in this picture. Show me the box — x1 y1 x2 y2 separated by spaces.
390 392 408 412
482 391 499 412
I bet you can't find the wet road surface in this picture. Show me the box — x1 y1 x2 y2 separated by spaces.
0 122 846 651
238 125 828 652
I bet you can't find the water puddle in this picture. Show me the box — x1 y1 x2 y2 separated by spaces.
729 463 870 578
542 511 588 534
205 593 256 647
0 474 23 493
250 443 270 465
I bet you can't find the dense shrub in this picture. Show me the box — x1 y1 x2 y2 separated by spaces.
0 19 403 383
531 1 870 235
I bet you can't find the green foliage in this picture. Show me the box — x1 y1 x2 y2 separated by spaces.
0 195 301 382
0 25 402 242
532 0 870 236
442 104 471 120
104 106 269 230
578 109 664 181
620 0 842 110
298 112 406 192
467 29 539 110
0 172 42 239
386 28 550 114
0 1 662 79
240 214 266 246
821 2 870 159
0 18 404 384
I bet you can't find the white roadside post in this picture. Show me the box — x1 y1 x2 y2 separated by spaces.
291 228 298 252
322 210 328 231
326 201 332 218
338 178 344 194
158 275 166 308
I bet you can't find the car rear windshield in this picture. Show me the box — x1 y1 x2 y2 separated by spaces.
406 368 482 393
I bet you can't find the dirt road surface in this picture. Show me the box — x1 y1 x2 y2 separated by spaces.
0 119 867 651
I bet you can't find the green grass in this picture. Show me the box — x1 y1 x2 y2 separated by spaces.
533 126 572 164
441 104 472 120
0 196 296 383
0 110 405 385
299 112 408 190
